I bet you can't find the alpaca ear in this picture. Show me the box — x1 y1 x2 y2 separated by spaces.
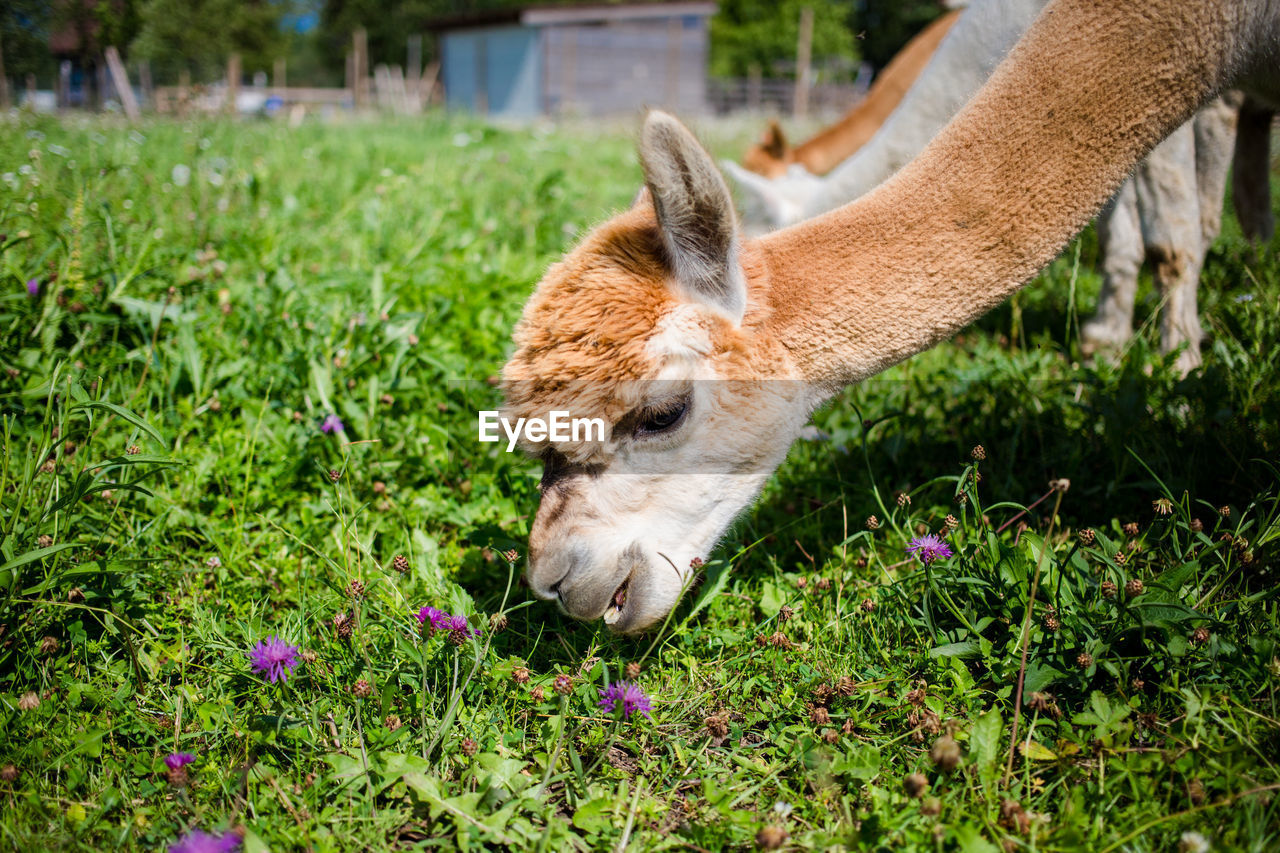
639 110 746 323
722 159 807 233
762 120 789 159
630 185 652 208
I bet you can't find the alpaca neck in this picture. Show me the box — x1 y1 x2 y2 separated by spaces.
753 0 1237 388
794 9 961 176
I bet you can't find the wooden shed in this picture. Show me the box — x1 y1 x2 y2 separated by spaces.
430 2 716 119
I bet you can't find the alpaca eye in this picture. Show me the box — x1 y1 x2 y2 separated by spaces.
635 398 689 437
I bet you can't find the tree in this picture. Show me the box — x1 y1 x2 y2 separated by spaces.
2 1 56 88
710 0 860 80
855 0 946 72
132 0 289 82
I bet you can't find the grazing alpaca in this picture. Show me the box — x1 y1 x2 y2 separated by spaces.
504 0 1280 632
726 0 1240 373
741 8 963 180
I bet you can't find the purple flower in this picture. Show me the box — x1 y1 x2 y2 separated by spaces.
248 635 300 684
26 278 39 297
598 680 652 720
320 414 344 434
415 605 451 633
906 534 954 566
165 752 196 771
168 829 241 853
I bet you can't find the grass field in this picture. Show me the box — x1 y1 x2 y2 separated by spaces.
1 111 1278 851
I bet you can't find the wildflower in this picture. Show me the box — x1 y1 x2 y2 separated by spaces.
380 393 394 405
821 728 839 744
503 549 519 563
930 734 961 772
18 692 39 711
26 278 39 297
329 468 341 483
205 556 221 569
320 414 344 434
1076 652 1094 668
625 661 642 680
446 613 481 645
1218 505 1230 518
248 636 300 684
866 515 880 530
127 444 141 456
165 752 195 771
814 577 831 591
554 674 573 695
37 534 53 549
861 598 876 613
944 514 958 531
836 676 855 696
756 825 788 849
597 680 652 720
415 605 450 635
512 666 531 685
1153 497 1174 516
689 556 705 570
920 796 942 816
1028 692 1062 720
460 737 478 757
971 445 986 460
1099 579 1117 597
67 587 84 603
1114 552 1127 565
1123 522 1140 537
489 612 508 633
530 686 546 703
333 611 353 639
1049 478 1070 492
1191 626 1210 645
392 554 409 573
1125 578 1144 597
896 491 912 507
810 706 830 725
795 576 807 589
999 799 1030 834
385 715 402 732
0 764 17 782
903 772 929 798
299 650 318 664
373 481 387 495
168 828 240 853
352 678 372 698
1178 831 1210 853
906 534 954 566
1190 518 1203 533
1043 614 1060 632
778 605 794 623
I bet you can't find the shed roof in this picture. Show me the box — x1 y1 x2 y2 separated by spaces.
428 2 717 32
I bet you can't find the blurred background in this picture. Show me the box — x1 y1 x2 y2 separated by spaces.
0 0 951 121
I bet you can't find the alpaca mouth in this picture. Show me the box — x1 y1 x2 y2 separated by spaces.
602 572 632 626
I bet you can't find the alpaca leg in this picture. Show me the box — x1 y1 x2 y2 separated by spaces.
1135 123 1204 374
1193 93 1241 249
1082 179 1142 359
1232 95 1275 244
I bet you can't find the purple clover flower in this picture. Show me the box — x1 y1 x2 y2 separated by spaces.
598 680 652 721
168 829 241 853
26 278 39 297
248 635 300 684
320 414 344 434
906 534 954 566
165 752 196 771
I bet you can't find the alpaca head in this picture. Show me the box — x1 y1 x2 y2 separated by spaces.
502 111 813 633
740 120 794 179
722 160 824 236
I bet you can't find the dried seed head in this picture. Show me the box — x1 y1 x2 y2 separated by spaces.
299 649 318 664
38 636 58 655
1079 528 1096 545
705 713 730 739
897 492 912 507
860 598 876 613
998 799 1030 834
906 682 927 707
489 612 508 633
352 678 372 698
814 577 831 591
333 611 353 639
795 577 807 589
380 393 394 406
689 556 705 570
778 605 794 623
40 459 56 474
1190 627 1210 645
511 666 530 685
841 718 857 734
1076 652 1094 668
17 692 39 712
821 728 839 744
392 554 409 573
67 587 84 603
944 514 958 531
971 445 986 461
0 764 17 783
553 674 572 695
768 631 793 649
126 444 141 456
385 715 402 732
903 772 929 799
920 796 942 817
1132 677 1146 691
1043 614 1060 632
865 515 880 530
1123 522 1140 537
329 468 341 483
1049 478 1070 492
625 661 642 680
837 677 855 696
930 734 961 772
37 534 53 549
345 580 365 599
1153 497 1173 516
503 549 520 563
1114 552 1127 566
1125 579 1144 597
530 686 546 703
755 825 788 850
1028 692 1062 720
372 481 387 494
461 737 478 757
810 706 830 725
1187 778 1206 805
1218 505 1230 518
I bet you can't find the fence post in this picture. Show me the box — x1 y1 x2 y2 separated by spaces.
353 29 369 110
139 59 153 110
748 63 762 111
407 34 422 105
273 57 286 91
227 53 241 114
0 37 8 109
105 46 140 120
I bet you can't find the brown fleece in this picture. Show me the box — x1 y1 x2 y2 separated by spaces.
741 9 963 179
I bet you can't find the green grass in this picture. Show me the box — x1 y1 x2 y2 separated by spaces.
1 110 1277 852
